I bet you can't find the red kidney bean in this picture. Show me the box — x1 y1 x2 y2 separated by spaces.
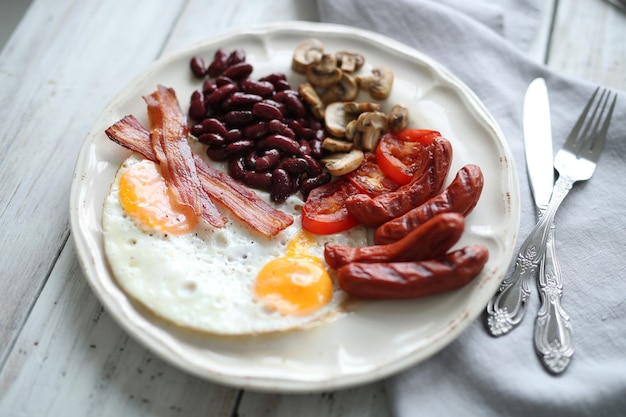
287 119 314 140
309 138 324 159
302 154 323 177
189 90 206 120
244 150 257 170
271 168 291 203
253 101 284 121
202 79 217 94
200 118 228 136
244 121 269 139
268 119 295 138
198 132 225 147
225 129 243 143
207 48 230 77
190 123 204 137
290 173 304 194
254 149 281 171
281 157 308 175
298 139 311 156
301 173 332 199
259 134 301 155
206 83 239 105
240 79 275 97
214 75 235 87
259 72 287 84
225 139 255 155
228 49 246 65
224 92 262 110
190 56 207 78
222 62 253 80
206 146 229 161
243 171 273 191
223 110 255 127
228 156 246 180
273 79 292 91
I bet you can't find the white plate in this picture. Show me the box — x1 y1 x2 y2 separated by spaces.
70 21 520 393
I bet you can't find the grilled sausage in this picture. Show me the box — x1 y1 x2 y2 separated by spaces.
324 213 465 269
336 245 489 299
374 164 484 244
345 136 453 227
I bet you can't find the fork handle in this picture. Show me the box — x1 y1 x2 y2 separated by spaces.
534 221 575 373
486 175 573 336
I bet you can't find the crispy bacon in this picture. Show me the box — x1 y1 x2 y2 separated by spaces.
143 85 203 217
105 114 294 237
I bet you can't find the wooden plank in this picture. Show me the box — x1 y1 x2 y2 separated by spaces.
0 0 187 366
237 384 390 417
548 0 626 90
0 240 240 416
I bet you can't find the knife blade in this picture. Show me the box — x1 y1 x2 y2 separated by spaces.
524 78 554 209
525 78 574 373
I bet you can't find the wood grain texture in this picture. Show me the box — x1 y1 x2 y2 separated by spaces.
1 0 625 415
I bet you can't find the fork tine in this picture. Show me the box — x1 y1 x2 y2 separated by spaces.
565 87 600 153
581 90 616 161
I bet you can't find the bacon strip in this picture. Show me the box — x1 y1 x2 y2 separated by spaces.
143 85 203 216
105 115 294 237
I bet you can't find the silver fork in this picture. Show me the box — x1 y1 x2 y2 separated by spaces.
487 87 617 337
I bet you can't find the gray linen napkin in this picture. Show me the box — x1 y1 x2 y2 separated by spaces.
317 1 626 416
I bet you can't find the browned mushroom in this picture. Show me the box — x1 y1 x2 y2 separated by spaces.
292 38 324 74
335 51 365 73
356 111 389 151
343 101 382 114
321 149 365 176
324 101 356 138
305 53 342 89
322 137 354 152
388 103 409 132
320 72 359 104
298 82 325 119
356 65 394 100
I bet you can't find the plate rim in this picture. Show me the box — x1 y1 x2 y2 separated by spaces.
69 20 521 393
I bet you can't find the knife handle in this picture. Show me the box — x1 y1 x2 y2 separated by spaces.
486 176 572 336
534 220 574 373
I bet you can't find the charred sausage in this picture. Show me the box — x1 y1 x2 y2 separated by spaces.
336 245 489 299
374 164 484 244
345 136 453 227
324 213 465 269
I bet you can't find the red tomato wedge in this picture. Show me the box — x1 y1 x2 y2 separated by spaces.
346 153 401 196
376 129 441 185
302 179 360 235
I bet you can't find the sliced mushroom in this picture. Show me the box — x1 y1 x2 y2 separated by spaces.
324 101 356 138
335 51 365 73
292 38 324 74
321 149 365 176
388 103 409 132
322 137 353 152
356 111 389 151
345 119 362 149
343 101 381 114
356 65 394 100
298 82 325 119
320 73 358 104
305 53 342 89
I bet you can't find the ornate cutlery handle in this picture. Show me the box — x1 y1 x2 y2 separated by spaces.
486 176 573 336
534 221 574 373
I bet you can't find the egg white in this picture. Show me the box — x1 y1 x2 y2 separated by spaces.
102 154 368 335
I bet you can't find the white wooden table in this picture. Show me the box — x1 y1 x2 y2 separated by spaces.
1 0 624 415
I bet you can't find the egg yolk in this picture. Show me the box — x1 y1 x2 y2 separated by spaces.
255 231 333 316
118 159 197 234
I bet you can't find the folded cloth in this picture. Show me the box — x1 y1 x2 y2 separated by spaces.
317 1 626 416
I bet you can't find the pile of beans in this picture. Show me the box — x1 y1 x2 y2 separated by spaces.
188 48 331 203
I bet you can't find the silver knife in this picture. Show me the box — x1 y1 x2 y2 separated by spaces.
527 80 574 373
487 79 574 371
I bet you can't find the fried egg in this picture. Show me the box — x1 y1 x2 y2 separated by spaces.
102 154 368 335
